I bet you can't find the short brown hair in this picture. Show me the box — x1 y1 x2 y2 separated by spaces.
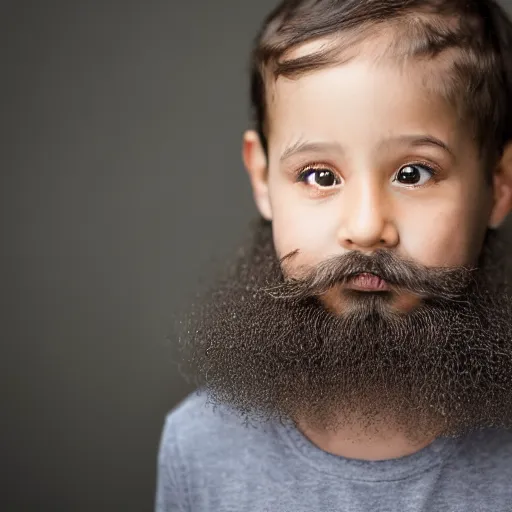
249 0 512 171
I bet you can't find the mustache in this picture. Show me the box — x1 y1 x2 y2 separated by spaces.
261 249 478 301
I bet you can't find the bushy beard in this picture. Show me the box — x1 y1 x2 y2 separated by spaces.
178 217 512 442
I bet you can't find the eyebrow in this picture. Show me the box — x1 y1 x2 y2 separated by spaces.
280 140 344 162
279 134 455 162
388 135 456 160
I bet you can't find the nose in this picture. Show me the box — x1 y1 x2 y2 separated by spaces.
337 179 398 252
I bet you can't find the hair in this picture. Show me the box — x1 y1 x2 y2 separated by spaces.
249 0 512 174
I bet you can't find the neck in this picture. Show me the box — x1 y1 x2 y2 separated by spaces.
297 420 438 461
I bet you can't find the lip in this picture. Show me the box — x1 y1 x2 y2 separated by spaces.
345 273 390 292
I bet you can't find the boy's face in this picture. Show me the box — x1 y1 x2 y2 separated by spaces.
182 43 512 438
245 52 506 316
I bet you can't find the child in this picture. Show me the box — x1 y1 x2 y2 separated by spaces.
156 1 512 510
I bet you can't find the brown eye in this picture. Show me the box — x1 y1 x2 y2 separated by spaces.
299 168 340 188
393 164 436 187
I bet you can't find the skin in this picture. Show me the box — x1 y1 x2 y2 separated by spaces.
242 43 512 460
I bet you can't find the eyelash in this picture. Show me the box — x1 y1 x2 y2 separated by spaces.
295 162 440 189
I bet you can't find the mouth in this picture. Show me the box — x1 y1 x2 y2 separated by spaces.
345 272 390 292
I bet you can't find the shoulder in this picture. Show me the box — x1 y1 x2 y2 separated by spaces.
156 391 295 511
159 389 282 469
162 389 217 442
469 426 512 460
161 389 250 446
451 426 512 479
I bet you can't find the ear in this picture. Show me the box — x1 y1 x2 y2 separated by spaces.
242 130 272 220
488 142 512 229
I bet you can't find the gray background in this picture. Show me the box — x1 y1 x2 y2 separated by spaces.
2 1 276 510
2 1 512 511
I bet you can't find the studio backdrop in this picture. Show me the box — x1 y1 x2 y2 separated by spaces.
2 1 512 511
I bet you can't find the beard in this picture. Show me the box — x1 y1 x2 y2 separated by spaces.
178 217 512 443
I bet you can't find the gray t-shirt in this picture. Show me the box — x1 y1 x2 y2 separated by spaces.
155 390 512 511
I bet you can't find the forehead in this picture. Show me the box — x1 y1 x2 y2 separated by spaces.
263 32 470 150
266 52 463 155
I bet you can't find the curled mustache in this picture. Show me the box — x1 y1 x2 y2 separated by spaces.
261 249 478 301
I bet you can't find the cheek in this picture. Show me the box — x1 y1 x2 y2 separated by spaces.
269 193 336 273
398 197 487 267
271 211 326 267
